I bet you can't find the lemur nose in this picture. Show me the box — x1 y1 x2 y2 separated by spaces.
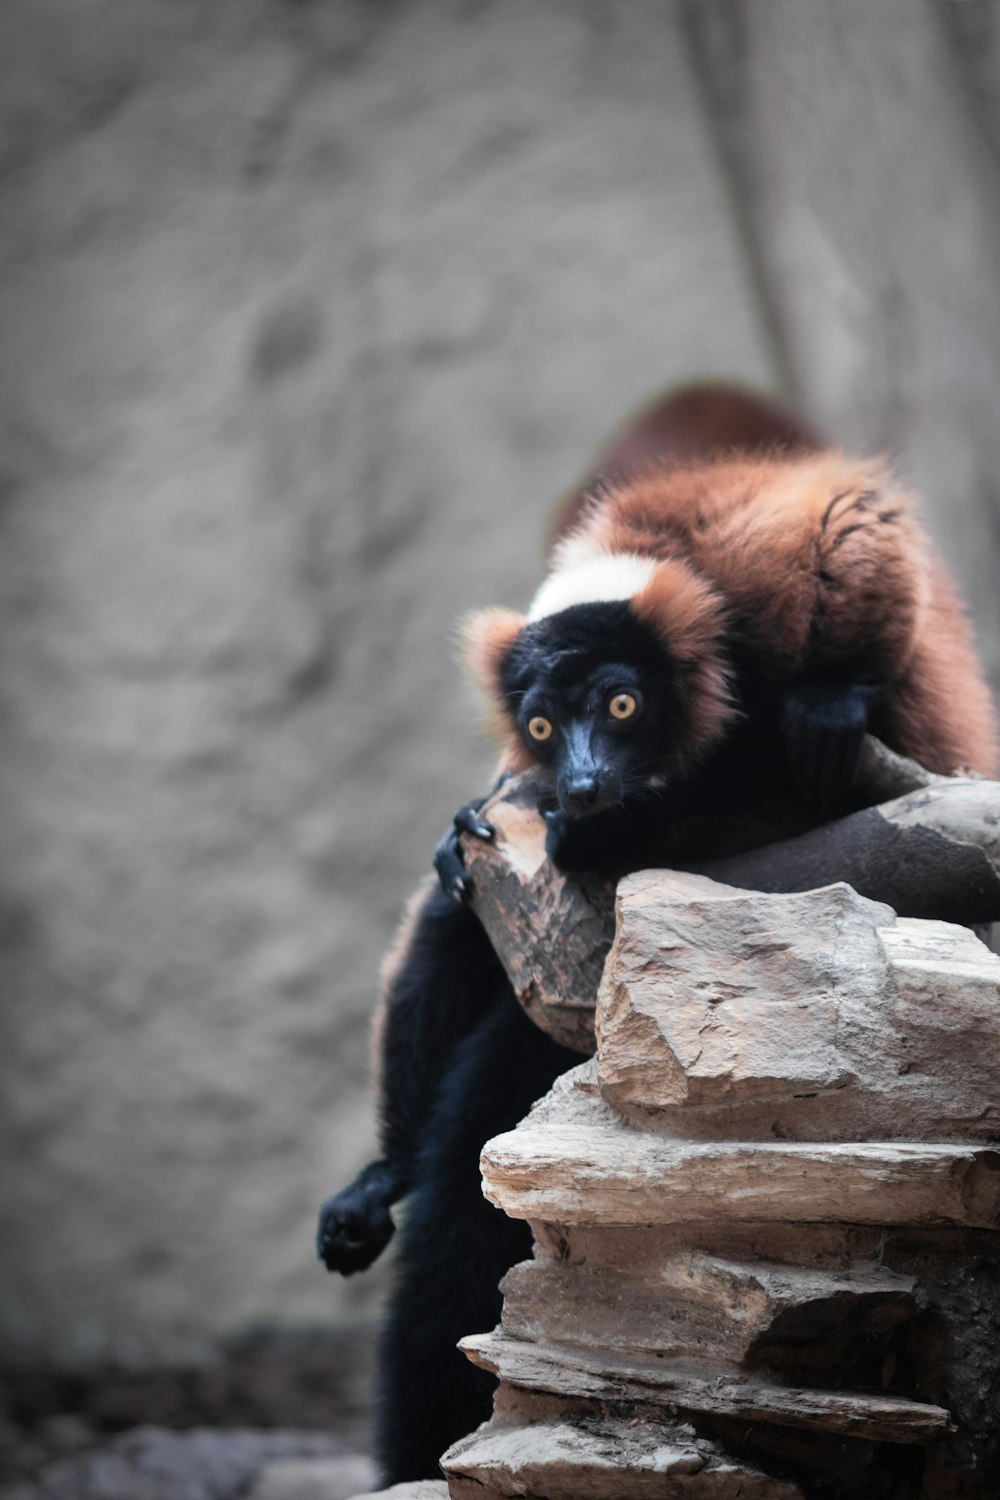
564 776 600 813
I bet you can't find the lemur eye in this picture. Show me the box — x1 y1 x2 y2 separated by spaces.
609 692 638 721
528 716 553 742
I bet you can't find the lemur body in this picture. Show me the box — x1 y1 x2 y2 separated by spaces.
464 447 997 880
316 390 998 1486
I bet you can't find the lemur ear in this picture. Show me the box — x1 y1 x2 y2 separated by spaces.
462 607 527 691
461 608 530 760
631 559 734 758
461 607 534 763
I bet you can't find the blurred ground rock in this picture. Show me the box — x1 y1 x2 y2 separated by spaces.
0 1427 365 1500
246 1454 377 1500
0 0 770 1367
0 1327 374 1491
345 1486 448 1500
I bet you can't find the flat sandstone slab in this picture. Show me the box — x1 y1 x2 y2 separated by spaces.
460 1331 952 1444
500 1253 916 1363
480 1067 1000 1228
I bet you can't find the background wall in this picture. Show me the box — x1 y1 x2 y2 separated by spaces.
0 0 997 1390
0 0 773 1369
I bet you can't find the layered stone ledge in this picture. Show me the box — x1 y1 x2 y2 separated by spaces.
440 873 1000 1499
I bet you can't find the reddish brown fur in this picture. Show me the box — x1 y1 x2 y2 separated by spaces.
462 607 534 771
477 448 998 778
888 556 1000 775
629 559 733 759
590 455 921 668
547 381 820 552
371 873 437 1088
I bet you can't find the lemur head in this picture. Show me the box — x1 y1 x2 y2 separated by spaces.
464 551 733 816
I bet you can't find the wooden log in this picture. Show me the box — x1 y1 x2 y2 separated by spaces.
459 1330 953 1445
698 775 1000 924
462 740 1000 1050
462 776 613 1053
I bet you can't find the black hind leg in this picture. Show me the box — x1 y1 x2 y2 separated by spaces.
375 998 583 1486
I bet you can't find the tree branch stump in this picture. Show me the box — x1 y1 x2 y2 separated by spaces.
463 737 1000 1051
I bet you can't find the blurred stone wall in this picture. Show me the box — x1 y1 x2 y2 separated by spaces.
0 0 774 1365
683 0 1000 694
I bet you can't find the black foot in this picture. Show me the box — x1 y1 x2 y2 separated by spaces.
317 1159 401 1275
782 680 877 810
433 798 495 903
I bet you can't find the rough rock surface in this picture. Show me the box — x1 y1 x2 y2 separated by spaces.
0 0 771 1365
598 873 1000 1137
481 1063 1000 1229
443 1416 804 1499
499 1253 918 1365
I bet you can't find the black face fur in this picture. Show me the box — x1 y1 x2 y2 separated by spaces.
499 601 684 815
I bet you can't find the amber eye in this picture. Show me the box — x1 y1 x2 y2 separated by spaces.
609 692 638 721
527 716 553 742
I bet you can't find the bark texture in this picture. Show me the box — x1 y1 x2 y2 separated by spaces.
463 740 1000 1050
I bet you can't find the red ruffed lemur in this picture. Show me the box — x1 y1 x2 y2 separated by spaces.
316 385 999 1487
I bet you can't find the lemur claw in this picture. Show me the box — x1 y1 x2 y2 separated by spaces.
433 799 495 903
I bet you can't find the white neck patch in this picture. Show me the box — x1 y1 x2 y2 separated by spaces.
527 552 657 623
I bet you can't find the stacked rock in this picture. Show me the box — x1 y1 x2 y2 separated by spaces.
441 872 1000 1499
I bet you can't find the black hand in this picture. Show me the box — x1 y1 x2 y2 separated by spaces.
433 800 495 904
316 1159 402 1276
